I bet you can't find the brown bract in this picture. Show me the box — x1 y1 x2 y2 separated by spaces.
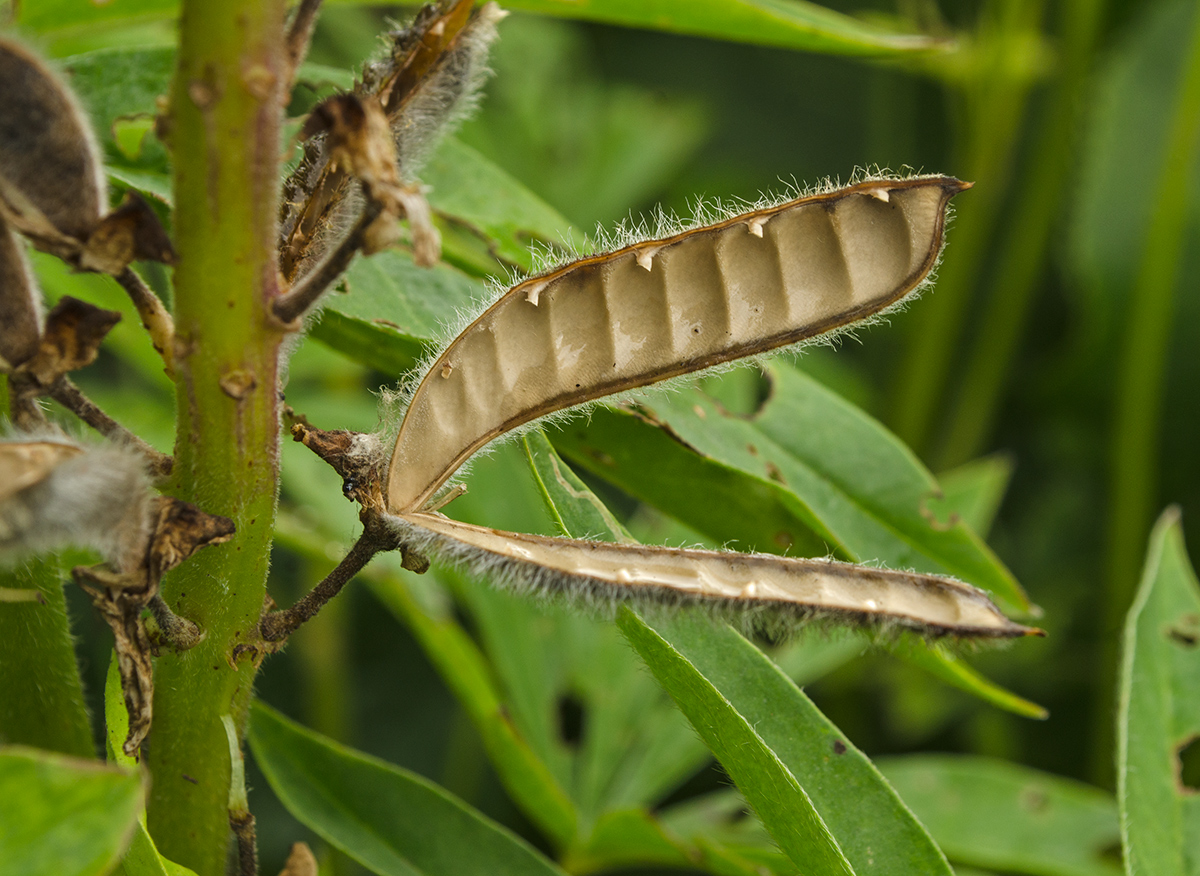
74 495 234 756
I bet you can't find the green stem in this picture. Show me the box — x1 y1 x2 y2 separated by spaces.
1097 2 1200 781
0 557 95 758
144 1 288 873
0 380 94 758
889 0 1044 454
937 0 1104 468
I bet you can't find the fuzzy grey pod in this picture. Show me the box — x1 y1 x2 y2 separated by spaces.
0 38 106 242
0 438 155 573
0 221 43 371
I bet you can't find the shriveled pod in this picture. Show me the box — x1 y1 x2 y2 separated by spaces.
0 38 106 241
0 222 43 371
388 176 968 513
397 512 1038 639
0 439 83 502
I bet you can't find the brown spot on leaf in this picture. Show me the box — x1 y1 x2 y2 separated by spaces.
832 739 846 755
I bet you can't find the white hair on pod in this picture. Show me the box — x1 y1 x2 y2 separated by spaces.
381 511 1037 642
0 434 155 573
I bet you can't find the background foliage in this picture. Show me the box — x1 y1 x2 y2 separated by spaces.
3 0 1200 874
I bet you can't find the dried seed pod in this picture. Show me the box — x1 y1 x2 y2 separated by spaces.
392 512 1038 639
388 176 967 514
279 0 500 280
0 37 106 242
0 221 43 371
0 438 154 573
0 438 82 502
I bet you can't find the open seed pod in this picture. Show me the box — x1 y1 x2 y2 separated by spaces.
371 175 1037 640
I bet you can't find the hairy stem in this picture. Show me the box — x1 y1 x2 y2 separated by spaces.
259 521 397 641
285 0 323 87
144 1 288 873
48 377 173 477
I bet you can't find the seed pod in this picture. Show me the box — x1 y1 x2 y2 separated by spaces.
0 222 43 371
392 511 1038 639
0 37 106 242
388 176 967 514
0 438 154 573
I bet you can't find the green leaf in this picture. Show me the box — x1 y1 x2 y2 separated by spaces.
434 443 710 819
0 557 95 759
892 640 1048 721
877 755 1121 876
936 455 1015 538
551 405 830 559
0 746 143 876
104 658 198 876
619 609 868 875
309 249 489 375
1117 508 1200 876
422 138 583 272
248 701 569 876
17 0 177 34
566 362 1028 613
60 47 175 176
22 0 942 57
497 0 946 56
623 610 954 875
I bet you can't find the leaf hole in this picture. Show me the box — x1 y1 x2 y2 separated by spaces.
1177 735 1200 793
557 692 585 747
111 114 156 161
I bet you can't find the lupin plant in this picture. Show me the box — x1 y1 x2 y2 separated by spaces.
2 2 1199 876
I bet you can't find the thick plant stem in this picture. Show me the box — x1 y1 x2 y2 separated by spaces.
0 389 93 758
1096 2 1200 785
937 0 1103 469
0 557 95 759
144 1 288 874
